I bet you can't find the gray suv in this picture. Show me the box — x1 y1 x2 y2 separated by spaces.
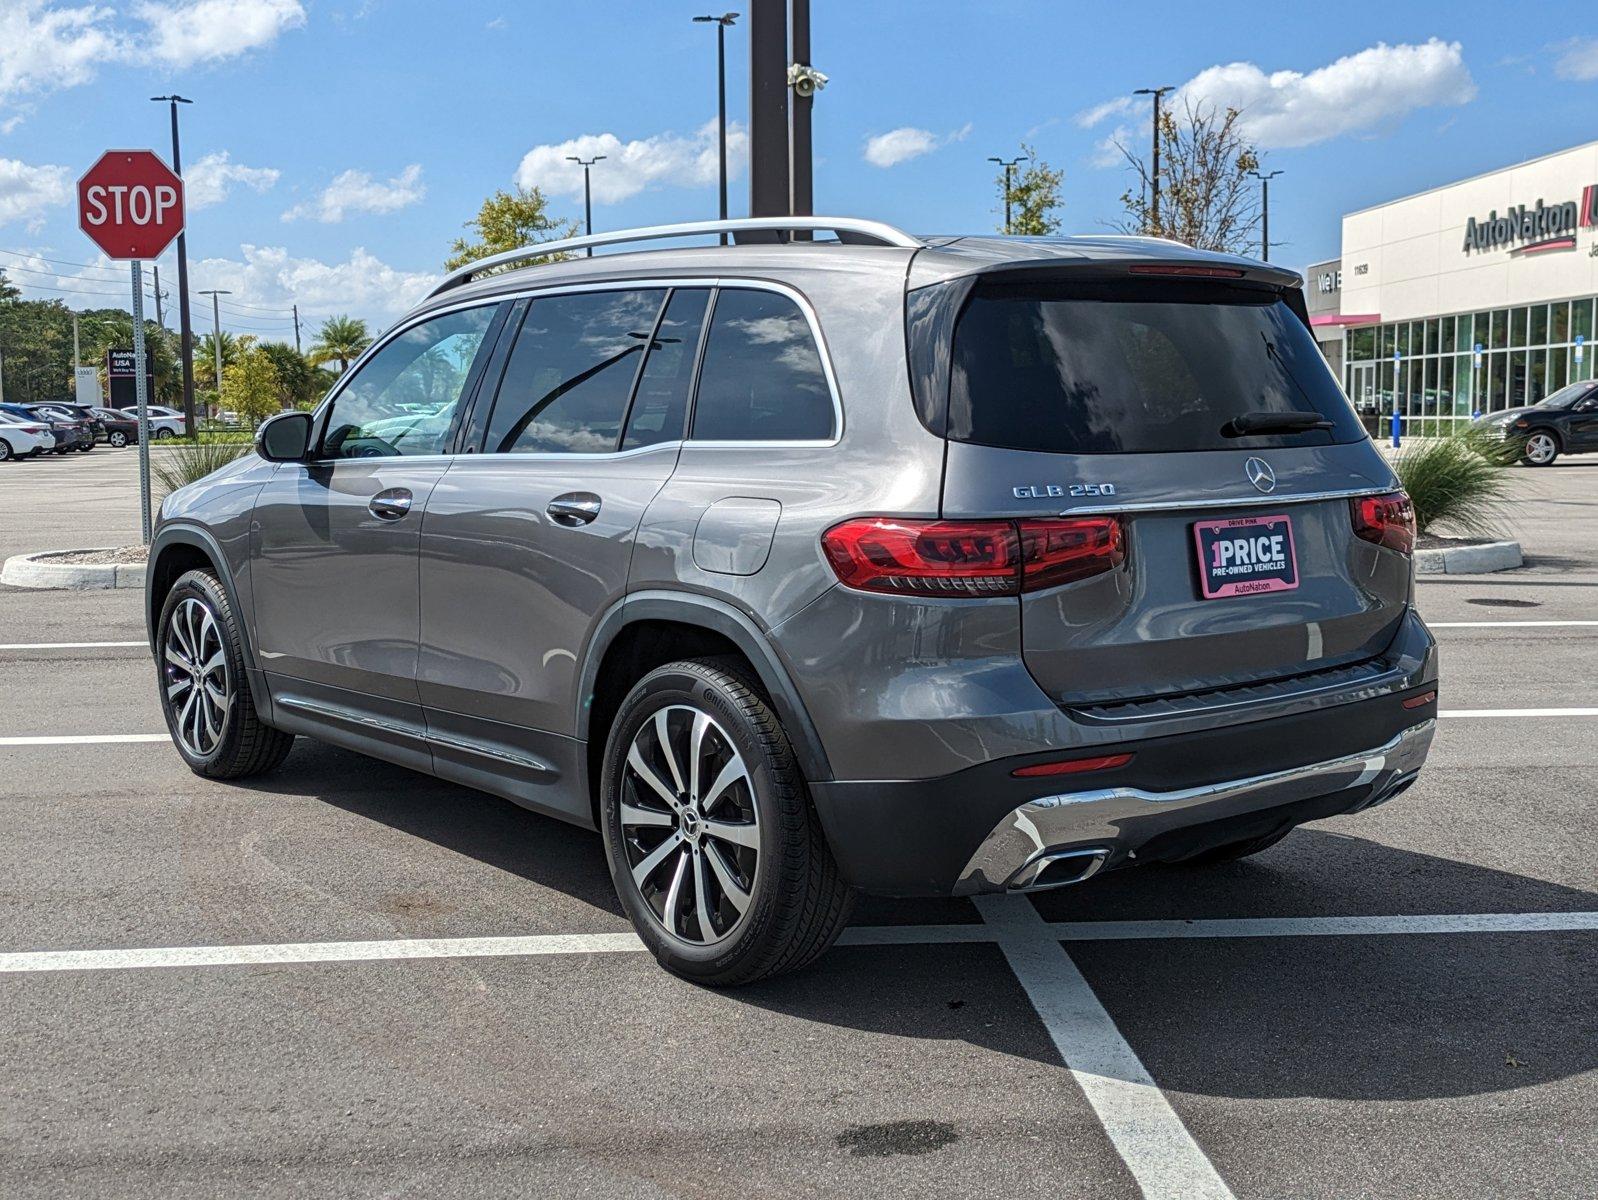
146 217 1438 984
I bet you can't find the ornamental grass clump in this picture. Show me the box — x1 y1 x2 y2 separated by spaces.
150 434 252 496
1391 430 1513 538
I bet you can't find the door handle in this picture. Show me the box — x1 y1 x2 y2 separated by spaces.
369 487 414 521
547 492 601 527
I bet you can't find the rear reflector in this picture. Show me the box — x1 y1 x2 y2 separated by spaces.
821 516 1124 597
1350 491 1416 556
1402 690 1437 710
1012 752 1133 778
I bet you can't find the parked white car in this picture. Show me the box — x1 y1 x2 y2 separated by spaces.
0 415 57 461
141 406 189 438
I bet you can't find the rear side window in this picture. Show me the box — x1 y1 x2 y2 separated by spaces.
489 289 666 454
621 288 709 450
691 288 834 442
947 280 1364 454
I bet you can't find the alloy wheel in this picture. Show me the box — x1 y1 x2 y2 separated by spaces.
163 596 232 757
1526 432 1557 464
619 704 760 946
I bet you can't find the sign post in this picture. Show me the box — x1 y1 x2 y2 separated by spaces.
76 150 185 544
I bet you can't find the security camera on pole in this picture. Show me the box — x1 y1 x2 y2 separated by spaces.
77 149 186 544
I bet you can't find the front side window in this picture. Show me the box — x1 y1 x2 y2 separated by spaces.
488 289 666 454
691 288 834 442
621 289 709 450
321 306 496 458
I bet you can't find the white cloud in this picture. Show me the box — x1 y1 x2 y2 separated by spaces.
184 150 280 209
135 0 306 67
191 244 436 326
0 158 71 230
1077 39 1475 153
862 122 972 168
514 120 748 204
283 163 425 223
1554 38 1598 81
0 2 121 105
1073 96 1136 129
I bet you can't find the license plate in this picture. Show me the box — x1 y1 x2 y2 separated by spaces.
1193 514 1299 599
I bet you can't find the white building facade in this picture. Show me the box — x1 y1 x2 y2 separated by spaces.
1321 140 1598 423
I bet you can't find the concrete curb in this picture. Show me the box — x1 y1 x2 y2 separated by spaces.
1414 539 1523 575
0 549 148 590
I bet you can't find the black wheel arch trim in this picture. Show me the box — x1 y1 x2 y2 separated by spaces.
576 590 834 783
146 523 262 678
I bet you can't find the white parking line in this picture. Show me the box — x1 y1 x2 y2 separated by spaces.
0 640 147 650
1046 911 1598 940
975 895 1233 1200
1439 708 1598 718
0 734 168 746
1429 621 1598 629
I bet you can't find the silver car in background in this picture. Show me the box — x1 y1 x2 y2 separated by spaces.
146 217 1437 984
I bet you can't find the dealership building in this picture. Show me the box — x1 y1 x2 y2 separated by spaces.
1307 139 1598 422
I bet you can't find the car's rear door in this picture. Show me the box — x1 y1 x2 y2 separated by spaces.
249 301 507 765
416 285 704 818
926 272 1407 710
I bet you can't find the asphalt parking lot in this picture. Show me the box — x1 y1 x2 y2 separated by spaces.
2 449 1596 1198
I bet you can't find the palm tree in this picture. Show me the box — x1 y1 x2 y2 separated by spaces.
195 330 239 389
0 270 18 302
307 315 372 373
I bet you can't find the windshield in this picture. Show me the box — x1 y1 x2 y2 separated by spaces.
1535 381 1591 410
946 279 1364 454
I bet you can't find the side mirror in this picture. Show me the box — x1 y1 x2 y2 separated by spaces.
256 410 313 462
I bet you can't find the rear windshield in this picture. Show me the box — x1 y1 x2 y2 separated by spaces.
946 280 1363 454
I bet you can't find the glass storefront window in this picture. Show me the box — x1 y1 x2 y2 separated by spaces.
1379 324 1395 359
1440 317 1456 354
1552 302 1570 344
1574 299 1593 344
1529 349 1546 403
1529 304 1548 346
1550 347 1568 392
1490 309 1508 350
1488 353 1506 409
1409 322 1423 356
1349 326 1375 360
1509 307 1527 348
1424 319 1439 355
1509 350 1527 404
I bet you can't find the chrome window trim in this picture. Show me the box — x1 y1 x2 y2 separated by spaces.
1055 484 1392 517
317 276 846 459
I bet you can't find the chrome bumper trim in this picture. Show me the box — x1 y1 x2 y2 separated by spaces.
955 719 1436 895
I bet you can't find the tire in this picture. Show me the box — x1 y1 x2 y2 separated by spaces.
154 426 174 440
1175 828 1292 867
157 568 294 780
0 439 11 462
600 658 854 986
1520 430 1560 467
108 430 128 448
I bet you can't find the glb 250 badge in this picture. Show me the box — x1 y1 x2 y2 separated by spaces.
1012 483 1116 499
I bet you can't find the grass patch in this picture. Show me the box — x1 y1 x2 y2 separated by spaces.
1392 430 1514 538
150 435 253 495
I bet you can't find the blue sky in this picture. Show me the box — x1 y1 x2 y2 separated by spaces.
4 0 1598 341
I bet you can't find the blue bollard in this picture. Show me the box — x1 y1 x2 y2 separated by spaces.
1390 409 1402 449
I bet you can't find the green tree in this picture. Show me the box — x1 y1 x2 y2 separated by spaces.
194 330 239 390
0 270 18 302
257 340 325 409
1116 100 1262 254
222 337 283 428
997 144 1065 236
445 185 578 271
307 315 372 373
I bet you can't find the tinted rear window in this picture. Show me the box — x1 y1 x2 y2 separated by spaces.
947 280 1363 454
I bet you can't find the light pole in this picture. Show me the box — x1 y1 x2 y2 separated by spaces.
1249 169 1283 261
151 94 196 436
693 13 739 244
1133 86 1173 233
565 155 606 256
988 156 1025 234
198 289 229 415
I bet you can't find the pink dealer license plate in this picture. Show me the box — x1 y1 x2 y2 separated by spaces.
1193 514 1299 599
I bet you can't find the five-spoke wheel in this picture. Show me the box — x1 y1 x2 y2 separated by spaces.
163 596 231 758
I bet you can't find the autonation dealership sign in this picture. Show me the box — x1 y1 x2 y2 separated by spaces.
1462 188 1598 256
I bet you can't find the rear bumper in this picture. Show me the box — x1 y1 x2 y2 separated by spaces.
809 684 1439 896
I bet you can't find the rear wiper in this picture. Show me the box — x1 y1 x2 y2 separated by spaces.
1220 411 1336 438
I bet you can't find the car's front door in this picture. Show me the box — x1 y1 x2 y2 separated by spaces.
1567 391 1598 450
250 302 505 764
417 285 707 817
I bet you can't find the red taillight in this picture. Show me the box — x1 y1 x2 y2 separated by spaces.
1350 491 1415 557
1011 752 1133 778
821 516 1125 597
21 426 45 435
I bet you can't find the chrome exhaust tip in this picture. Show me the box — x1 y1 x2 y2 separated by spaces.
1008 847 1111 892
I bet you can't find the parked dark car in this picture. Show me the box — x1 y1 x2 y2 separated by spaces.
1471 379 1598 465
34 403 105 448
0 403 91 453
88 406 140 448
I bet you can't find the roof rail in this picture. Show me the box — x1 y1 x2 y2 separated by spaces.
429 216 923 298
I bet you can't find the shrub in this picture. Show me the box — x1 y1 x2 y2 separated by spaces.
150 434 252 496
1392 430 1513 537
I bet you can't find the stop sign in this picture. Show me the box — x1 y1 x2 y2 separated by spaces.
78 149 185 261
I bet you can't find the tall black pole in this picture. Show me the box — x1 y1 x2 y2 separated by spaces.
747 0 788 219
988 156 1024 234
1250 169 1282 262
717 20 729 229
789 0 813 220
1135 86 1172 233
154 96 196 437
566 155 605 256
